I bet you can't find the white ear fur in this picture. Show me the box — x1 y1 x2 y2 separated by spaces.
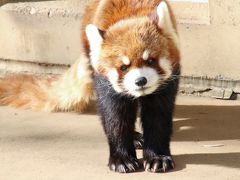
85 24 103 70
157 1 180 49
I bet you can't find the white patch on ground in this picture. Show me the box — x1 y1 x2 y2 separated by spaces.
123 67 160 97
142 50 150 61
122 56 130 65
159 57 172 79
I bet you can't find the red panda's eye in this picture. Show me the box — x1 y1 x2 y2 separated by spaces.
147 59 155 65
120 65 128 72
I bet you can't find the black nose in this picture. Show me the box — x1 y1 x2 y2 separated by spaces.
135 77 147 87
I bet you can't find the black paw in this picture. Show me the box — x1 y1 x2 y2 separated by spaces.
144 155 175 173
109 156 141 173
134 131 143 149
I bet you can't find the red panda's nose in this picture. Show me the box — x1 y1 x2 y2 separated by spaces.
135 77 147 87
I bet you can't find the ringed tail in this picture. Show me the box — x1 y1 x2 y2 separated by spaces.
0 55 94 112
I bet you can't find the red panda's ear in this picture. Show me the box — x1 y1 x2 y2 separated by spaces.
85 24 105 70
153 1 180 49
155 1 174 32
98 28 106 39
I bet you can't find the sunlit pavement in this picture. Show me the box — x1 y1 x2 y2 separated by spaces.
0 96 239 180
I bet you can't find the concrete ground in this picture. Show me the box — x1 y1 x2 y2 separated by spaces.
0 96 239 180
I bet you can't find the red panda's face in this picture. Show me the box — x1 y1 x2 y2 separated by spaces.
99 20 178 96
86 2 180 97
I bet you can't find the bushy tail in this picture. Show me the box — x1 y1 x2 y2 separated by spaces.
0 55 94 112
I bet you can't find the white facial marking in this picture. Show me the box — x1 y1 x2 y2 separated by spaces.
85 24 103 70
159 58 172 79
142 50 150 61
107 69 122 93
123 67 160 97
157 1 180 50
122 56 130 65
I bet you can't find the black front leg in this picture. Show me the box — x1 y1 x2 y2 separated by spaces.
94 75 140 173
140 78 179 173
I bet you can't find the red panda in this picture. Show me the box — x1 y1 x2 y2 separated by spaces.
0 0 180 173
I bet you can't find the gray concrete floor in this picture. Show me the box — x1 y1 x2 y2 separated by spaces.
0 96 239 180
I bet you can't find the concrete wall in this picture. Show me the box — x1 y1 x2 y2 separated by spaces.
0 1 88 65
0 0 239 78
0 0 239 97
173 0 240 80
172 0 240 98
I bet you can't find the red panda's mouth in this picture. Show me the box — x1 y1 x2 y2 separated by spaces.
135 87 150 92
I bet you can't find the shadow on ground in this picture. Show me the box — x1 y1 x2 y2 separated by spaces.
174 152 240 171
173 105 240 141
172 105 240 171
85 102 240 142
84 103 240 171
1 103 239 172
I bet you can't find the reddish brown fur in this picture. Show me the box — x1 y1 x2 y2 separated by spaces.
0 0 179 112
0 56 94 112
99 20 169 73
81 0 177 31
81 0 180 77
0 75 55 110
